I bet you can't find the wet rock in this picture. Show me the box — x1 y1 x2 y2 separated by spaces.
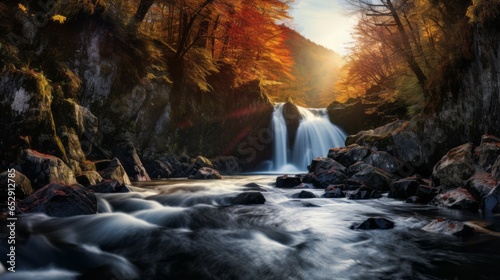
0 170 33 200
363 151 401 174
308 157 347 174
481 183 500 213
475 135 500 172
189 167 222 180
230 192 266 205
313 170 347 188
325 184 346 191
243 183 267 192
389 176 421 199
19 149 77 190
466 169 497 201
348 186 382 200
429 188 479 211
322 188 345 198
415 185 439 203
143 159 174 179
87 180 130 193
98 158 132 185
76 171 103 187
194 156 213 169
328 144 371 167
276 175 302 188
282 101 302 147
292 190 316 199
405 196 421 203
352 217 394 230
18 183 97 217
113 143 150 182
211 156 240 175
293 183 314 189
432 143 475 189
347 162 392 191
422 219 475 237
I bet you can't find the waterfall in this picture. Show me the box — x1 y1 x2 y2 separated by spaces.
270 103 346 171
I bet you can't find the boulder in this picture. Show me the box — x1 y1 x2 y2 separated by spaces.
18 149 77 190
313 170 347 188
98 158 132 185
422 219 475 237
429 188 479 211
282 102 302 147
466 169 497 201
347 162 392 191
87 180 130 193
113 143 150 182
276 175 302 188
322 188 345 198
292 190 316 199
475 135 500 172
57 126 86 173
363 151 401 174
211 156 240 175
328 144 371 168
0 170 34 200
352 217 394 230
230 192 266 205
432 143 475 189
18 183 97 217
76 171 103 187
481 183 500 213
414 185 439 203
194 156 213 169
388 176 421 199
189 167 222 180
143 159 174 179
348 186 382 200
492 156 500 181
405 196 421 203
308 157 347 174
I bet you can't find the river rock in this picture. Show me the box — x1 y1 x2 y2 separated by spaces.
276 175 302 188
405 196 421 203
322 188 345 198
189 167 222 180
143 159 174 179
352 217 394 230
113 143 150 182
466 169 497 201
230 192 266 205
211 156 240 175
422 219 475 237
475 135 500 172
292 190 316 199
481 183 500 213
363 151 401 174
0 170 34 200
313 170 347 188
492 156 500 181
282 101 302 147
76 171 103 186
429 188 478 211
328 144 371 167
308 157 347 174
194 156 213 169
414 185 439 203
389 176 422 199
87 180 130 193
347 162 392 191
18 149 77 190
18 183 97 217
98 158 132 185
432 143 475 189
348 186 382 200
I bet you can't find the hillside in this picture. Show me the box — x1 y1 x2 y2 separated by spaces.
266 26 344 108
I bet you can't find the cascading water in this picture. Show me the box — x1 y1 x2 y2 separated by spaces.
270 103 346 171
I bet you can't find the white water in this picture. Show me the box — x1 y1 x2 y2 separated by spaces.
271 103 346 172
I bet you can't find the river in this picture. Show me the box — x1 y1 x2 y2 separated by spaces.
2 175 500 279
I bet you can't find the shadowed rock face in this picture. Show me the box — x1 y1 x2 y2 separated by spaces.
282 101 302 148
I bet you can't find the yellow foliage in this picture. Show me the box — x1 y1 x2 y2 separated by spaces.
51 15 67 24
18 3 27 13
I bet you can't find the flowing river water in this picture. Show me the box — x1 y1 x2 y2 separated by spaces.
2 176 500 280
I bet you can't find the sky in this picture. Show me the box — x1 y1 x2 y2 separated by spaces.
289 0 358 56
